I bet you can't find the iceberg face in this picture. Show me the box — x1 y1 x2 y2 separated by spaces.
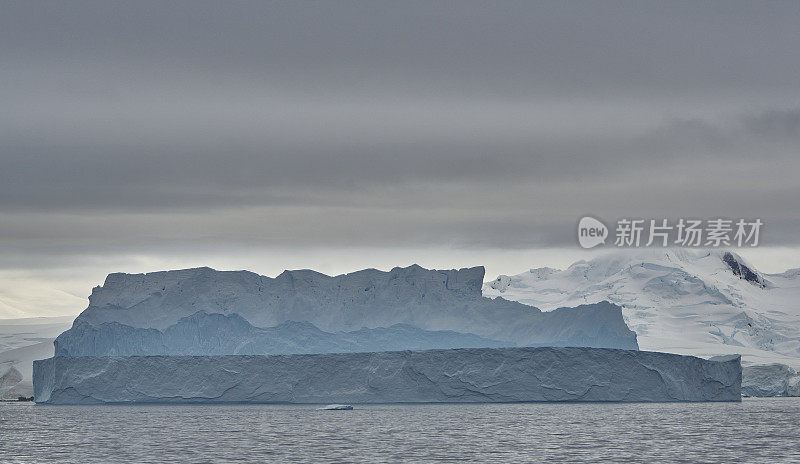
82 265 486 331
742 364 800 397
54 265 638 356
33 347 741 404
56 313 508 356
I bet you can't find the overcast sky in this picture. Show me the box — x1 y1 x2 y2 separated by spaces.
2 1 800 317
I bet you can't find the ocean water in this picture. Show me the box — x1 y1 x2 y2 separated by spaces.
1 399 799 463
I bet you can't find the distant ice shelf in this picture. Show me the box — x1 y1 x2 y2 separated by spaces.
33 347 741 404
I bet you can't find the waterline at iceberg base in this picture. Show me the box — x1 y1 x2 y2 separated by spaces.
33 347 742 404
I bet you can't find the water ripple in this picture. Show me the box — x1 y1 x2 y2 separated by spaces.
1 399 799 463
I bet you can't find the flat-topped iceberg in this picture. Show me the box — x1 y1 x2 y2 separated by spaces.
35 264 739 405
34 347 741 404
54 265 638 356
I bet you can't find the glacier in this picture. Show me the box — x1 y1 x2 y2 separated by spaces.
54 264 639 356
33 347 741 404
483 249 800 396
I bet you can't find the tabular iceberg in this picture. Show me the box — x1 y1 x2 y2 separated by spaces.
33 347 741 404
54 265 639 356
35 264 742 404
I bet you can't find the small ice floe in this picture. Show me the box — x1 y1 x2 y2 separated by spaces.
317 404 353 410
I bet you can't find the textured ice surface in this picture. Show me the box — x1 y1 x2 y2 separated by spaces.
57 316 507 356
54 265 638 356
742 364 800 397
33 347 741 404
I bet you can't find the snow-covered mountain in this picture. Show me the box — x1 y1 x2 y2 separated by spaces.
483 249 800 368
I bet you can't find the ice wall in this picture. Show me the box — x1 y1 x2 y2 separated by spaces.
54 265 639 356
742 364 800 397
34 347 741 404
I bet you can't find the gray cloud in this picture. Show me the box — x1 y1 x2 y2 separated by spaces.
743 109 800 140
4 1 799 96
1 1 800 316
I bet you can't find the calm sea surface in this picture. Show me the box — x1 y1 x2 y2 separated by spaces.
1 399 799 463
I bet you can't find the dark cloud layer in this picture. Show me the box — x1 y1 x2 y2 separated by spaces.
2 0 800 265
4 1 799 94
